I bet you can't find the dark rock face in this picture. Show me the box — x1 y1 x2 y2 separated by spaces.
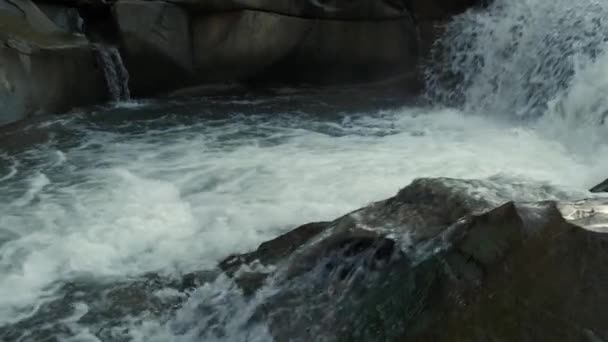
190 10 310 83
113 0 191 96
191 10 418 85
408 0 485 21
166 0 407 20
0 0 106 125
37 3 84 33
591 178 608 193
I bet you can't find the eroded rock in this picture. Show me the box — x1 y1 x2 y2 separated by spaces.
261 16 418 84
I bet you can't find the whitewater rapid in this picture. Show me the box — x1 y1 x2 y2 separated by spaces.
0 99 604 329
3 0 608 340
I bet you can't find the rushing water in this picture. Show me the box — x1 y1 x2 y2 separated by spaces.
3 0 608 340
94 45 131 102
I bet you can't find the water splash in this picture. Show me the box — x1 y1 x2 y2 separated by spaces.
426 0 608 123
94 44 131 102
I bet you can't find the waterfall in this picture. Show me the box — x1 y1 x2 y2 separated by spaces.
94 44 131 102
426 0 608 124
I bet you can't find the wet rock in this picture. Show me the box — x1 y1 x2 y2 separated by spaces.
219 177 608 342
37 3 84 34
191 10 309 83
0 0 60 32
112 0 420 94
112 0 191 96
0 0 105 125
590 178 608 193
258 15 419 84
219 221 329 294
221 222 330 274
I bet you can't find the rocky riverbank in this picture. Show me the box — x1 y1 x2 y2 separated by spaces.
0 0 485 126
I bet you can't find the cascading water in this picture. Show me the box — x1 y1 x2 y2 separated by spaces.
94 44 131 102
2 1 608 341
427 0 608 123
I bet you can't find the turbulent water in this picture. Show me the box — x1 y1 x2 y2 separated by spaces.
3 0 608 340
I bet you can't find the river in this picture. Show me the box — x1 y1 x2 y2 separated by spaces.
2 0 608 340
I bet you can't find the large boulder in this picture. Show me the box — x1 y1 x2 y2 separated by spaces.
591 178 608 193
0 0 59 32
112 0 191 96
0 0 105 125
218 178 608 341
167 0 407 20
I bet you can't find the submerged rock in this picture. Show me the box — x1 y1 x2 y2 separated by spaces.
190 10 310 83
590 178 608 193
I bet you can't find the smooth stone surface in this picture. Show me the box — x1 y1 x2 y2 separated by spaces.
37 3 84 34
192 10 418 84
271 16 419 83
191 10 309 82
113 0 192 95
0 0 105 125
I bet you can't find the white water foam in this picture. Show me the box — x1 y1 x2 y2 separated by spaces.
0 107 603 327
428 0 608 125
425 0 608 188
